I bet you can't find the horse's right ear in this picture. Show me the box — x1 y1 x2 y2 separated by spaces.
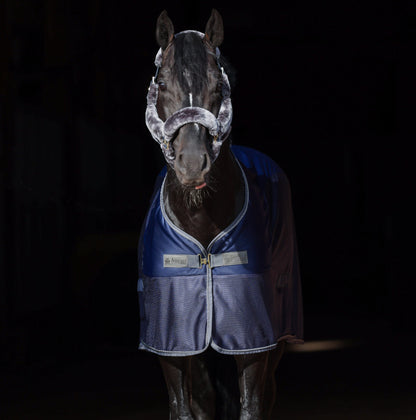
156 10 174 50
205 9 224 48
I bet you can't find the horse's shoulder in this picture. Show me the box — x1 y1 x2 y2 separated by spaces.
231 145 285 184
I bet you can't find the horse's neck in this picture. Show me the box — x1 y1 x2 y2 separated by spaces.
164 146 244 250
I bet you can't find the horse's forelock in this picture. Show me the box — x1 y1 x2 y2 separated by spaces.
173 33 209 93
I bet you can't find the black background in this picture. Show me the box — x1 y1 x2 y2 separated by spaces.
1 0 414 418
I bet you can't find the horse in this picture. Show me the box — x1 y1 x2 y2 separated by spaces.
138 9 304 419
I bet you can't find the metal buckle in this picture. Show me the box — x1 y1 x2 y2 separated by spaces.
198 254 211 268
162 138 170 150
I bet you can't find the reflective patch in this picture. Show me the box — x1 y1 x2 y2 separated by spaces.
223 251 248 265
211 251 248 267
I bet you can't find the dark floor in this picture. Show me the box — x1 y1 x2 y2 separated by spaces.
1 316 415 419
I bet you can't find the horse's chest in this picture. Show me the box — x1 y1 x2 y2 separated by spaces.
172 212 233 250
181 223 221 250
165 185 244 249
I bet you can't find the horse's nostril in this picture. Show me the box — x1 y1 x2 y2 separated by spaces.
201 154 208 172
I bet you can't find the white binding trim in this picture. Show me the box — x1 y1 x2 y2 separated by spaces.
210 341 278 355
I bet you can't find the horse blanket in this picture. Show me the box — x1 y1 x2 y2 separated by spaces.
137 145 303 356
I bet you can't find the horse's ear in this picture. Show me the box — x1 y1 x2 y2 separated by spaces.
204 9 224 48
156 10 174 50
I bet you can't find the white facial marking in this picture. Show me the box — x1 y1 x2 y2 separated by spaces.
189 93 193 107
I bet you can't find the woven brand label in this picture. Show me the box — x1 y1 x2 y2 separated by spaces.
163 254 188 268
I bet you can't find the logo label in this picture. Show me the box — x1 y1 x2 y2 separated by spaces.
163 255 189 268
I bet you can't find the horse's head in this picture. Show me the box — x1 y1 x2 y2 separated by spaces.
146 9 232 190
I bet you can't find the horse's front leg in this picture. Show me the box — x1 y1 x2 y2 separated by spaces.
264 342 286 419
190 353 216 419
234 352 269 420
159 356 195 420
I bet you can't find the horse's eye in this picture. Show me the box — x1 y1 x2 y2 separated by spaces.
158 81 167 91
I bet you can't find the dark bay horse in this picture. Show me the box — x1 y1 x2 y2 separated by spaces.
138 9 303 419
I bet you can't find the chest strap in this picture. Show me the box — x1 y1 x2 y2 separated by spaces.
163 251 248 269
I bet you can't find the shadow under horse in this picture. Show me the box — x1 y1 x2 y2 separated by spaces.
138 9 303 419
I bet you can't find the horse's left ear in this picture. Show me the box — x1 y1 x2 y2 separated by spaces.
156 10 174 50
204 9 224 48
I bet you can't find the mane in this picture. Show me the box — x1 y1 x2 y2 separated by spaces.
174 33 208 93
218 54 236 90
